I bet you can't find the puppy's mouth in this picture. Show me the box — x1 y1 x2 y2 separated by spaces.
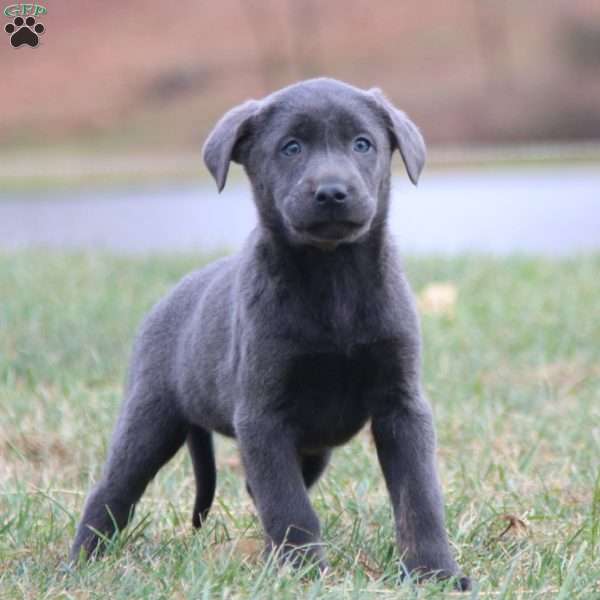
302 220 364 240
290 219 370 250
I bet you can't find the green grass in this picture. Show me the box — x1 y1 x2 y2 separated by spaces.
0 172 205 195
1 252 599 599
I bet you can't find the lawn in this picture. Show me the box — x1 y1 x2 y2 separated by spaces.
0 252 599 599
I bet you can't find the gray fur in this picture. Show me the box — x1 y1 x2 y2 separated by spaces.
71 78 469 590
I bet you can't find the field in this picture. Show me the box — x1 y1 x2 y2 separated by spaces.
1 252 599 598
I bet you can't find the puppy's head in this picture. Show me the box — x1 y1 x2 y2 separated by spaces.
203 78 425 249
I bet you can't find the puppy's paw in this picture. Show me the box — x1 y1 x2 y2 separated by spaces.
419 571 472 592
402 561 472 592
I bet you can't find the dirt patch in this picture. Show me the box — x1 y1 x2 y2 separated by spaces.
1 431 71 465
482 358 600 393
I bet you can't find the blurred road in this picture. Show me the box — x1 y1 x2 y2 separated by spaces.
1 167 599 255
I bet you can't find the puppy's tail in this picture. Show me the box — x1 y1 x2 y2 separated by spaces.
187 425 216 528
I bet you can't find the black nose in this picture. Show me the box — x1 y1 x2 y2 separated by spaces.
315 183 348 204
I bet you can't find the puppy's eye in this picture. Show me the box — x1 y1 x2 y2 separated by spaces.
281 140 302 156
353 137 372 153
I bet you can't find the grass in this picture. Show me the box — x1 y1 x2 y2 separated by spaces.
0 252 599 599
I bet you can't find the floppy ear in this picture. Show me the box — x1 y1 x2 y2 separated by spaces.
369 88 426 185
202 99 261 192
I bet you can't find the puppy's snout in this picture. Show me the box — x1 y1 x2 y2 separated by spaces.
315 183 348 205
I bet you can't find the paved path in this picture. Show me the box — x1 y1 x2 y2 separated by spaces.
1 167 599 255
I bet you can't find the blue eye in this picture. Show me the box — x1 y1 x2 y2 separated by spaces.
353 137 372 153
281 140 302 156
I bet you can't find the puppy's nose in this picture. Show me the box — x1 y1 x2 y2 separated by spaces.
315 183 348 205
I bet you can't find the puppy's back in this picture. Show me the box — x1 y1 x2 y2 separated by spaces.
126 256 237 400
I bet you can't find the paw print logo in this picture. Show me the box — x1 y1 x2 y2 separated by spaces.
5 15 45 47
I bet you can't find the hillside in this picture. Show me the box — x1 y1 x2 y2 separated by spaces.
1 0 599 151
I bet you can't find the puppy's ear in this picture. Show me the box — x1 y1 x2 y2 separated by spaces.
369 88 426 185
202 100 261 192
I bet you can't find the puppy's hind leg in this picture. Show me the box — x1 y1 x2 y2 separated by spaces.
70 387 187 561
187 425 216 528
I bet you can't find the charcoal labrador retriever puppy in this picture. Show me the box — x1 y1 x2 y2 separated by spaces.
71 78 470 590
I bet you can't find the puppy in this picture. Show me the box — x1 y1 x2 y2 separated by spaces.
71 78 469 590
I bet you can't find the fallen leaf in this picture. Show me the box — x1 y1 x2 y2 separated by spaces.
418 282 458 317
213 537 262 561
492 514 529 543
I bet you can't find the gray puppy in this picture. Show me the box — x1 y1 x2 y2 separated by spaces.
71 78 470 590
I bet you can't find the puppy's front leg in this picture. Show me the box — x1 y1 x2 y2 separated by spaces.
372 400 470 590
236 416 326 570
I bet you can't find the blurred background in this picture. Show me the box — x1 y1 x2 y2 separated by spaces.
1 0 599 254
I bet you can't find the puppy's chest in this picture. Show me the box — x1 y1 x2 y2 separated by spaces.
279 339 405 449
